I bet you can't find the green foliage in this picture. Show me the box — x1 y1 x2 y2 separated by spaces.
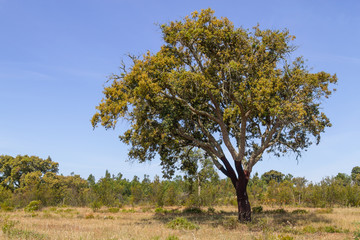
24 200 42 212
90 201 102 212
354 228 360 240
121 208 136 213
0 155 58 191
322 225 342 233
252 206 263 213
315 208 333 214
85 213 95 219
0 152 359 212
182 207 203 214
166 217 199 230
166 236 180 240
352 166 360 185
1 216 17 235
264 208 287 214
207 207 216 214
291 209 308 214
277 235 294 240
222 216 239 230
155 207 168 214
302 225 317 233
1 216 46 239
0 202 14 212
107 207 120 213
262 170 285 184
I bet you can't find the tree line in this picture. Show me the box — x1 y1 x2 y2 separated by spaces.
1 155 359 209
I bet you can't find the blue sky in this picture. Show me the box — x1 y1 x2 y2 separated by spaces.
0 0 359 182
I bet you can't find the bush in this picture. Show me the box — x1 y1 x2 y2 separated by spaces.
354 228 360 240
107 207 119 213
0 202 14 212
121 208 136 213
166 236 179 240
155 207 167 214
252 206 263 214
315 208 333 214
90 201 102 212
182 207 202 214
166 217 199 230
207 207 216 214
24 200 42 212
302 225 317 233
322 225 342 233
291 209 308 214
264 208 287 214
222 216 239 230
85 213 94 219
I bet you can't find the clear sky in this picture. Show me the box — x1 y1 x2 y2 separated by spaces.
1 0 359 183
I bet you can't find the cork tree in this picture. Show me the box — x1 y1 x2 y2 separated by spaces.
92 9 336 222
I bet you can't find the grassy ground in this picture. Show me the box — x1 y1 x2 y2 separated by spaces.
0 206 359 240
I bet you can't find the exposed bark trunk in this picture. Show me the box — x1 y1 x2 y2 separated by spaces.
219 156 251 222
236 179 251 222
235 170 251 222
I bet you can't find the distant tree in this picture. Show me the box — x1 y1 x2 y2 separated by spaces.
180 149 219 206
261 170 285 184
334 172 351 186
351 166 360 185
92 9 336 221
0 155 58 191
181 149 218 194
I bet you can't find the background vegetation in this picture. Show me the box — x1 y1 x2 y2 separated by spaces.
1 155 359 210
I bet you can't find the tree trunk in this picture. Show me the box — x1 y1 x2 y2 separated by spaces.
236 179 251 222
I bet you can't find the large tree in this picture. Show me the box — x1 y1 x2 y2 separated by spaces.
0 155 59 191
92 9 336 221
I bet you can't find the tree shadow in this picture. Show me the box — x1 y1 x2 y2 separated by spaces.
142 208 333 231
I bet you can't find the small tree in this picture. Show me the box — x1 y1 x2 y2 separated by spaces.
92 9 336 221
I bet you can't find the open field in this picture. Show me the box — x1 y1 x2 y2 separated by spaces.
0 206 359 240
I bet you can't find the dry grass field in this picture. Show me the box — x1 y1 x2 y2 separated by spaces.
0 206 359 240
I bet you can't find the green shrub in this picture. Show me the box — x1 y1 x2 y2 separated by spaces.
166 217 199 230
277 235 294 240
121 208 136 213
222 216 239 230
166 236 180 240
141 207 152 212
1 216 46 239
108 207 120 213
24 200 42 212
1 217 17 235
252 206 263 214
354 229 360 240
291 209 308 214
90 201 102 212
302 225 317 233
315 208 333 214
322 225 342 233
207 207 216 214
85 213 94 219
182 207 202 214
155 207 168 214
264 208 287 214
0 202 14 212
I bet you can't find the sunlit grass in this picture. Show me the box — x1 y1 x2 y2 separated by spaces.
0 206 358 239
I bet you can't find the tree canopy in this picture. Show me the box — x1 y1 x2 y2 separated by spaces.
0 155 59 191
92 8 336 177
